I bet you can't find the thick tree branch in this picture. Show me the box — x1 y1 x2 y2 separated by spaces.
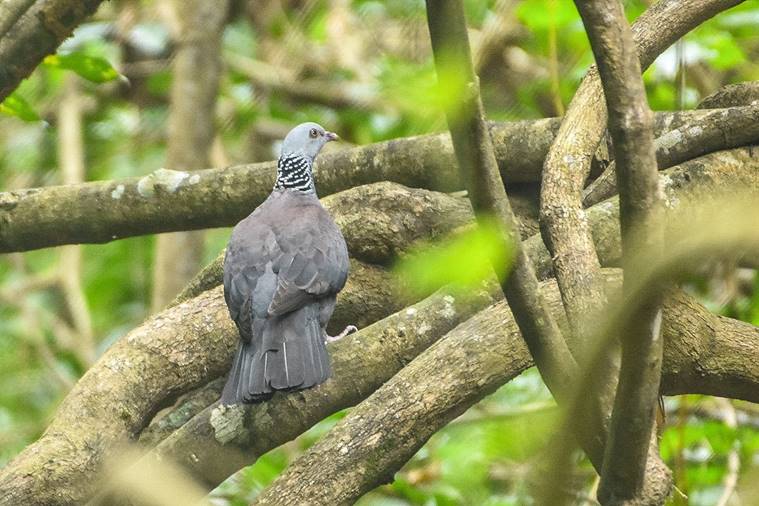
575 0 665 502
0 183 488 505
528 148 759 281
583 104 759 207
144 145 759 459
140 285 497 489
0 112 712 253
0 0 106 101
251 272 759 505
174 147 759 321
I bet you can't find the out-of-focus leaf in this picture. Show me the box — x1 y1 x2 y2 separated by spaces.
43 53 121 83
394 217 514 296
0 93 40 122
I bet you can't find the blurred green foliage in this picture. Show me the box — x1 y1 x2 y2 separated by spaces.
0 0 758 504
394 217 514 297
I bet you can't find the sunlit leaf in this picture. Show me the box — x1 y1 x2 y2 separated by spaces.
394 217 514 295
44 52 121 83
0 93 40 122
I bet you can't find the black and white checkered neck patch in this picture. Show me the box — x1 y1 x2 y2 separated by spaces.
275 154 314 193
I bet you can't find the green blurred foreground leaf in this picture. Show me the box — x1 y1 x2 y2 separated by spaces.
395 217 514 295
0 93 40 122
44 52 121 83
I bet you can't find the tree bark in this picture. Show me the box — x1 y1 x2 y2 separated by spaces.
574 0 665 502
426 0 576 405
539 0 744 335
0 0 35 38
1 162 757 502
583 104 759 207
0 112 714 253
697 80 759 108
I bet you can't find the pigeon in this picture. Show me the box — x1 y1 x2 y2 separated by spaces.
220 122 356 405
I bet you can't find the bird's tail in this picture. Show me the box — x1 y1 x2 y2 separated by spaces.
220 305 331 405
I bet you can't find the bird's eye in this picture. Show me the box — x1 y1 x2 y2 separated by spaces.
309 128 318 138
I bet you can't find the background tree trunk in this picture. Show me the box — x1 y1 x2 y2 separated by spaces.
151 0 228 311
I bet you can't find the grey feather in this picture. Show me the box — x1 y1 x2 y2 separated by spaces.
220 123 347 405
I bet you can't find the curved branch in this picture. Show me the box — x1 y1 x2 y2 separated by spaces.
539 0 743 332
583 104 759 207
143 285 497 488
426 0 576 399
251 272 759 505
697 81 759 109
0 0 106 101
0 112 713 253
175 147 759 311
574 0 664 502
529 147 759 281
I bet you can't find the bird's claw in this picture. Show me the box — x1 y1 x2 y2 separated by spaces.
325 324 358 343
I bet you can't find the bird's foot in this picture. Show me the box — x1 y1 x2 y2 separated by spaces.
325 325 358 343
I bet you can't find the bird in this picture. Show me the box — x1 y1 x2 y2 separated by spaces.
220 122 356 405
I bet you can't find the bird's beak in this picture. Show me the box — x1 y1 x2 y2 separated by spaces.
325 131 339 142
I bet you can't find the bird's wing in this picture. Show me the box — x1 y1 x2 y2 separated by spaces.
223 219 281 342
267 209 349 317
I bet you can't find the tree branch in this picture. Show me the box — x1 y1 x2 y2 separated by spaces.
697 80 759 109
141 284 497 489
583 104 759 207
0 0 106 101
173 146 759 321
574 0 665 502
0 112 713 253
0 0 35 38
251 272 759 505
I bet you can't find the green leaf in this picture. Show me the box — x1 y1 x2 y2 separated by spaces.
0 93 40 122
43 52 121 83
394 216 514 296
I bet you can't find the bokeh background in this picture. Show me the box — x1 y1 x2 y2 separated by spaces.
1 1 758 504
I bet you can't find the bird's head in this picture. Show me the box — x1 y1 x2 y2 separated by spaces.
280 122 339 161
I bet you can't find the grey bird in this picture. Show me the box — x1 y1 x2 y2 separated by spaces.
220 122 356 405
